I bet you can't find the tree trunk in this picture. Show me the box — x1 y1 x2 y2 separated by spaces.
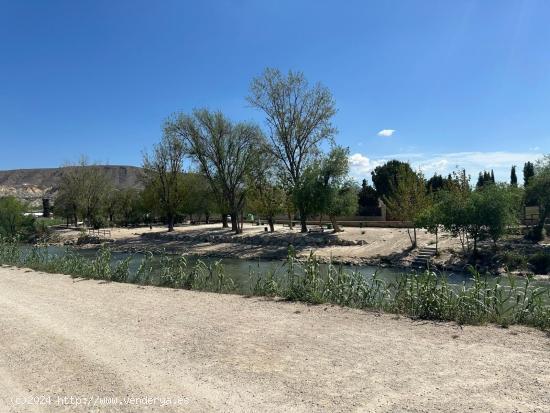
230 213 238 233
329 215 341 233
221 214 228 228
205 212 210 224
167 214 174 232
268 216 275 232
435 228 439 254
299 207 307 233
413 227 417 248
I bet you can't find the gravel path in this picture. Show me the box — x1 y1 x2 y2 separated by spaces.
0 266 548 412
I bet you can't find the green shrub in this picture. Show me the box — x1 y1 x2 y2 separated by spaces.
501 251 528 270
529 252 550 274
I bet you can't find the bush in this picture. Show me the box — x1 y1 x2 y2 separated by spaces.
501 251 528 271
529 252 550 274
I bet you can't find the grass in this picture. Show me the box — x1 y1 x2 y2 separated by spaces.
1 238 549 330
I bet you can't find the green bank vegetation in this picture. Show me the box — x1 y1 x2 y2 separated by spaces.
1 240 548 330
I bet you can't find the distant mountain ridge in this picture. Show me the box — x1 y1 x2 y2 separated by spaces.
0 165 143 208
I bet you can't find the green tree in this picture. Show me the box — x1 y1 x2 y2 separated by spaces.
358 179 378 215
316 147 357 232
382 165 428 248
475 184 520 246
55 160 111 228
523 161 535 187
247 68 337 233
0 196 33 237
415 198 443 253
247 157 284 232
180 173 218 224
116 188 144 227
526 155 550 241
371 160 415 200
510 165 518 186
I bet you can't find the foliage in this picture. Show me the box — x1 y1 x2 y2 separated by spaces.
383 165 428 247
247 156 285 232
248 68 337 232
528 252 550 275
54 159 112 228
371 160 414 200
1 240 548 330
0 197 35 239
475 170 495 189
180 173 218 223
501 251 528 271
523 161 535 188
510 165 518 186
293 147 356 232
415 198 444 252
525 155 550 240
357 179 379 216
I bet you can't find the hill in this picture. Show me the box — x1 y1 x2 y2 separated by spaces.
0 165 143 209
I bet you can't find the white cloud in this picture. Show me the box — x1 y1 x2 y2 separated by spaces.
349 151 544 182
348 153 385 176
377 129 395 137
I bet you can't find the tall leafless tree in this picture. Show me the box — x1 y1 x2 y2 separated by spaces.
142 134 186 231
165 109 264 234
247 68 337 232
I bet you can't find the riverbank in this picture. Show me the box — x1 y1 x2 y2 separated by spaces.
52 223 549 274
54 223 455 266
0 265 548 412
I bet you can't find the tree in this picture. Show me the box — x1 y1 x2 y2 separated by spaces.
526 155 550 240
0 196 33 237
142 134 186 232
371 160 415 200
476 170 494 189
180 173 218 224
165 109 264 234
116 188 144 227
104 189 120 225
55 160 111 228
523 161 535 187
510 165 518 186
315 147 357 232
475 184 520 246
358 179 378 216
247 68 337 232
415 199 443 253
426 174 446 193
247 157 284 232
382 166 428 248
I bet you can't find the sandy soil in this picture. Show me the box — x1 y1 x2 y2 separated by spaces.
54 224 462 266
0 266 548 412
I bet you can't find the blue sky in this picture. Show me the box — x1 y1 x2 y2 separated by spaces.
0 0 548 181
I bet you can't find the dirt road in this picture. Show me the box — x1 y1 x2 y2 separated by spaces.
0 266 548 412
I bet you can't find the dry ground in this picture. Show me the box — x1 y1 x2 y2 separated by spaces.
0 266 548 412
54 223 462 265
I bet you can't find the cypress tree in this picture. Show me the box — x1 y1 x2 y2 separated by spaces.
510 166 518 186
476 172 484 189
523 161 535 187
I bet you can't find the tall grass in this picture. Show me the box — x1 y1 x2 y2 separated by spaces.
1 238 548 330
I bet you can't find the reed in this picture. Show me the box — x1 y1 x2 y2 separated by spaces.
1 239 548 330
